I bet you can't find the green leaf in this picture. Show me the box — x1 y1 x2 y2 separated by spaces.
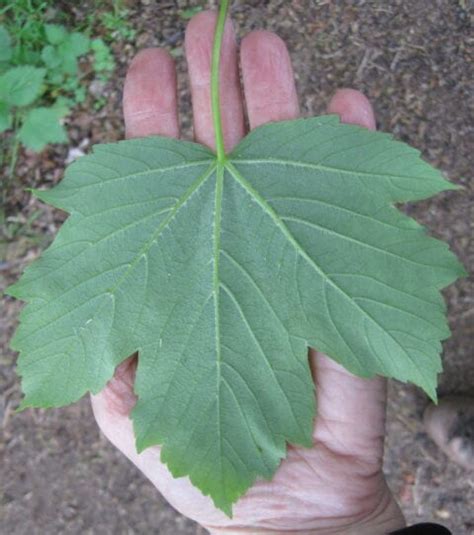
74 86 86 103
52 96 71 117
0 25 12 62
56 46 78 75
56 32 90 75
65 32 90 57
91 38 115 74
48 71 64 85
8 116 464 514
45 24 67 45
0 101 11 132
41 45 62 69
180 6 204 19
0 66 45 107
18 107 67 151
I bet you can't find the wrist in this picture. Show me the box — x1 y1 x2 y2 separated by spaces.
207 488 405 535
306 492 406 535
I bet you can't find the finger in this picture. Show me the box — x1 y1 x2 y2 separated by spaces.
311 90 385 457
185 11 245 151
311 351 387 458
123 48 179 139
327 88 376 130
240 31 300 129
90 355 138 419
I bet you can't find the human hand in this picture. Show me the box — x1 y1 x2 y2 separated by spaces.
91 11 406 535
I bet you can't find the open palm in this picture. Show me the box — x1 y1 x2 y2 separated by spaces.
91 12 405 534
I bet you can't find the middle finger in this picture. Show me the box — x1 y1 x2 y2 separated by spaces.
185 11 245 153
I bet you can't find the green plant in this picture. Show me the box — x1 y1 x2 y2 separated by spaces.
41 23 89 86
91 38 115 80
0 3 118 205
0 208 44 242
179 6 204 20
0 0 54 67
0 20 95 152
8 0 465 517
0 207 50 266
102 0 137 42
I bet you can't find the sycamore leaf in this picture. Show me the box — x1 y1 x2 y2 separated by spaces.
18 107 68 151
8 116 464 514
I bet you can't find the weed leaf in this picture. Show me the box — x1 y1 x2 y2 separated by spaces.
45 24 68 46
0 66 45 106
18 107 67 151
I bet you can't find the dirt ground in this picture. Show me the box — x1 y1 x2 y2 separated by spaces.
1 1 473 533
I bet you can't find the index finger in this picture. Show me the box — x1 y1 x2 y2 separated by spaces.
123 48 180 139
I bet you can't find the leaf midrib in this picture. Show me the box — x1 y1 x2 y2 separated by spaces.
213 162 225 491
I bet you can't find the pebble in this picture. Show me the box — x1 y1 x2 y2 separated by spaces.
435 509 451 520
88 80 107 98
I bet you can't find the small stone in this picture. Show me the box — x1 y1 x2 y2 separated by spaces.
435 509 451 520
66 147 86 164
89 80 107 98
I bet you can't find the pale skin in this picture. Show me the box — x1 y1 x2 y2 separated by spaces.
91 11 406 535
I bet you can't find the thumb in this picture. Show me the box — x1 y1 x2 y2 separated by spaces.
311 350 388 461
311 89 387 461
91 354 138 419
90 355 139 455
90 355 171 495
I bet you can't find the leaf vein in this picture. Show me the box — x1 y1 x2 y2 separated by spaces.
280 214 437 269
233 158 436 183
220 281 304 436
